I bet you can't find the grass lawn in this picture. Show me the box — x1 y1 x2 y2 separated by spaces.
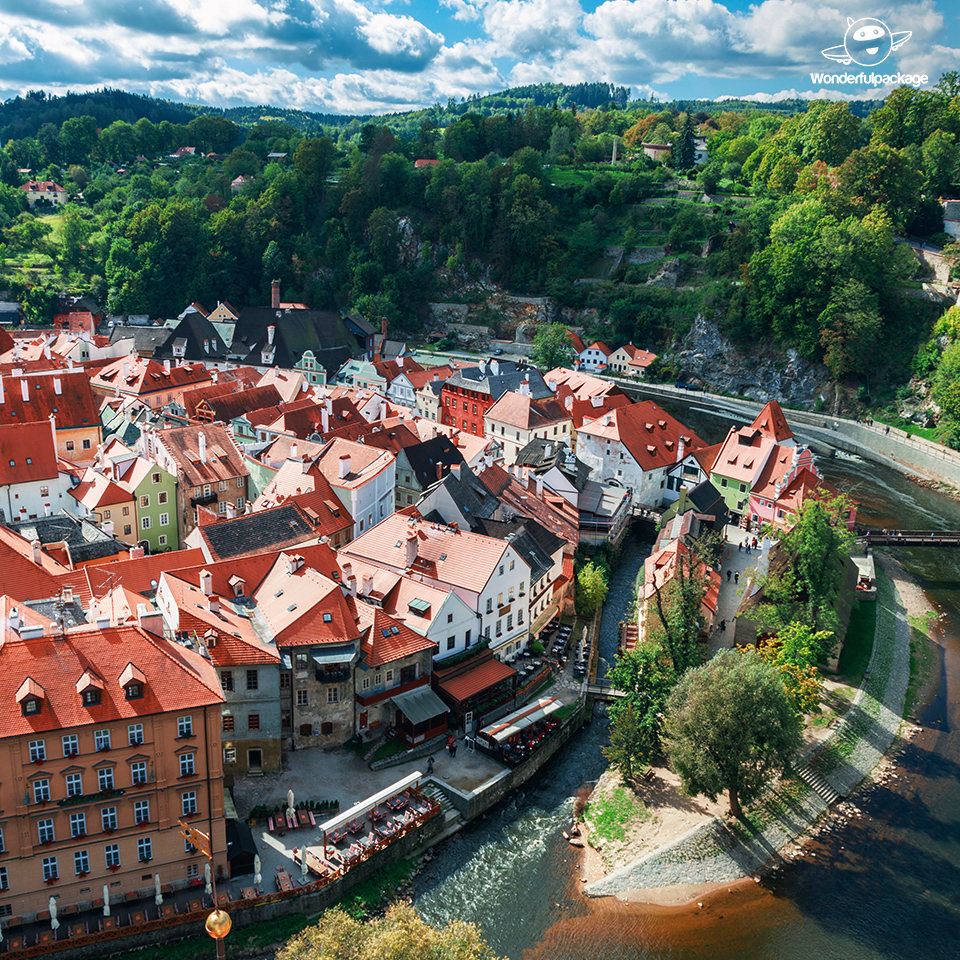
369 738 406 766
837 599 877 681
549 168 636 187
905 613 941 718
586 785 649 844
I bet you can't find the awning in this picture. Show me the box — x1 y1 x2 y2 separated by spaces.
480 697 563 743
311 645 354 666
392 686 448 725
318 771 421 835
437 658 517 704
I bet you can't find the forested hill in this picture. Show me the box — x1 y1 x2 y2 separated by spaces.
0 84 864 144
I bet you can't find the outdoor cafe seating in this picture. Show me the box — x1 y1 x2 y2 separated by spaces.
478 697 563 766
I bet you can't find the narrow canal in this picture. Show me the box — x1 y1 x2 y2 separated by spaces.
414 407 960 959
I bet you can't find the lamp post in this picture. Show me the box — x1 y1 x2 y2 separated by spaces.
205 909 232 960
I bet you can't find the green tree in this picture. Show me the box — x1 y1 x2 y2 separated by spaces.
187 115 240 154
577 561 609 617
603 702 650 782
672 113 696 169
58 116 98 165
818 278 882 378
531 323 575 370
755 620 833 716
277 902 502 960
663 647 802 818
646 549 708 675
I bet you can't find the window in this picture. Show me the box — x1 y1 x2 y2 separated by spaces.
465 629 471 645
385 669 394 683
237 477 244 489
447 613 454 623
0 866 7 891
124 525 131 536
104 844 120 868
295 653 308 671
507 614 514 631
103 509 111 519
140 495 150 508
70 813 86 838
125 682 142 700
137 837 152 863
218 501 228 515
83 439 91 450
279 673 291 690
66 441 74 452
82 688 101 706
246 670 258 691
220 671 233 691
29 739 46 762
159 535 167 546
98 768 114 792
141 516 151 530
223 746 237 764
219 480 227 492
222 715 234 732
496 620 502 636
122 506 129 516
95 730 111 751
327 688 339 704
321 722 333 736
203 484 211 497
152 472 161 484
361 676 370 690
159 513 169 527
177 716 193 738
740 482 746 493
296 689 308 706
134 800 150 824
0 827 4 853
42 856 58 882
66 773 82 797
499 565 504 576
720 477 728 488
248 714 260 731
447 636 456 651
128 723 144 746
179 754 195 777
38 819 55 844
101 807 118 832
486 598 492 613
40 485 49 497
74 850 90 876
187 863 199 879
518 609 523 624
509 559 515 570
182 792 198 816
497 592 503 606
131 761 147 785
159 491 167 504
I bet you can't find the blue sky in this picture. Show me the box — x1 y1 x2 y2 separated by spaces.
0 1 956 116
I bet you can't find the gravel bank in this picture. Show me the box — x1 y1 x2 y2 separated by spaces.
585 560 923 898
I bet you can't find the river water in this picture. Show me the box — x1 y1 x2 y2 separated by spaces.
414 410 960 960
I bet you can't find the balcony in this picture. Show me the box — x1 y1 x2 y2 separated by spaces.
315 667 350 684
190 491 217 506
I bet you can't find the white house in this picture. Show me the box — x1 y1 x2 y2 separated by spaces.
0 419 71 524
312 438 395 535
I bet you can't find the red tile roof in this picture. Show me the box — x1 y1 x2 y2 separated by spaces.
354 602 436 668
81 548 206 598
253 459 354 541
750 400 795 443
0 420 58 485
0 614 223 737
90 358 212 397
484 392 571 430
154 422 248 488
435 657 516 703
0 371 100 430
69 467 132 510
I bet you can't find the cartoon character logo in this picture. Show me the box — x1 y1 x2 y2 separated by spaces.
821 17 911 67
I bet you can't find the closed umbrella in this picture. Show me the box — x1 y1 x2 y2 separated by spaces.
204 862 213 896
49 897 59 932
287 789 295 818
154 874 163 906
103 885 110 917
254 855 262 886
301 850 308 880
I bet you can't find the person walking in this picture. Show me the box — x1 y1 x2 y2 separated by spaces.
720 619 726 633
447 735 455 756
727 569 732 582
450 740 458 759
426 757 434 776
734 572 740 585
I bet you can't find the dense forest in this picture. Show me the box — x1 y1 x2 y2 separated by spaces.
3 77 960 436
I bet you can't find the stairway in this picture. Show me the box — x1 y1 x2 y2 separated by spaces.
795 763 840 805
421 782 460 823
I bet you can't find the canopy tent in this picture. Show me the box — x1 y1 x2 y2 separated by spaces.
318 771 421 836
480 697 563 743
391 686 448 725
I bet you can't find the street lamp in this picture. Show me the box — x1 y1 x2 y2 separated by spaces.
205 908 232 960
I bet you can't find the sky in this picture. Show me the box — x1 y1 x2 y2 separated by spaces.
0 0 957 116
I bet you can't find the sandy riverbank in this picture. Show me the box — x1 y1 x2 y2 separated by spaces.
575 553 938 909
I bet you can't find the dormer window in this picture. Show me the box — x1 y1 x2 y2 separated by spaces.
16 677 45 716
120 662 146 700
82 689 101 706
125 683 143 700
76 669 104 707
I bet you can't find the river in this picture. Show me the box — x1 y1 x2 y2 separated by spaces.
414 410 960 960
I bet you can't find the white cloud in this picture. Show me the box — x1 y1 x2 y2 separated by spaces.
477 0 583 57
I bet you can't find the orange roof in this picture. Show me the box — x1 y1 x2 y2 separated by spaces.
543 367 624 400
90 357 212 397
484 392 571 430
69 467 132 510
712 426 776 485
627 348 657 368
80 548 206 598
0 614 223 736
750 400 795 443
0 525 69 602
0 420 58 485
253 456 354 540
436 658 517 703
155 422 247 488
312 437 394 491
354 602 436 668
0 371 100 430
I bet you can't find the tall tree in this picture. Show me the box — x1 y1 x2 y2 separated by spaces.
663 648 802 818
647 548 708 676
531 322 575 370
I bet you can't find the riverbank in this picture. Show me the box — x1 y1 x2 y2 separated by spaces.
581 556 933 902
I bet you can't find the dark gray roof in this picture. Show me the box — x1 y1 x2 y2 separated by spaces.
24 597 88 627
471 517 561 584
399 436 466 490
199 503 317 560
233 307 361 369
155 311 228 361
444 360 553 402
687 480 730 526
345 312 376 336
9 511 127 564
109 324 173 353
418 466 500 528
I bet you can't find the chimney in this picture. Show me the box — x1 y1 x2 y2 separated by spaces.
130 544 145 560
95 615 111 630
325 397 333 416
102 520 114 536
490 360 500 376
590 396 602 408
603 414 611 427
545 442 553 458
31 540 42 564
345 570 357 597
290 443 299 460
164 359 171 374
361 573 373 596
401 530 420 569
20 380 29 402
122 361 129 379
245 502 253 515
565 395 573 410
0 378 4 404
536 475 544 497
267 325 276 345
321 405 329 434
478 360 486 374
198 431 207 463
199 569 212 596
67 356 74 369
137 603 165 637
226 502 237 519
285 553 304 575
207 593 220 615
547 380 556 392
338 454 351 479
677 437 685 463
63 586 73 604
431 425 438 439
211 369 219 383
271 280 280 310
43 502 51 517
436 462 443 481
433 373 438 382
43 343 51 360
53 377 62 396
450 463 461 480
8 607 19 631
397 355 404 368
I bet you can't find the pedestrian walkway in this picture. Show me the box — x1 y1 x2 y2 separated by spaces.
707 524 771 656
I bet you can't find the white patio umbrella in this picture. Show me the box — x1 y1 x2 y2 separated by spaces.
103 885 110 917
204 862 213 896
253 855 262 886
287 789 295 818
300 850 308 880
49 897 59 931
154 874 163 906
